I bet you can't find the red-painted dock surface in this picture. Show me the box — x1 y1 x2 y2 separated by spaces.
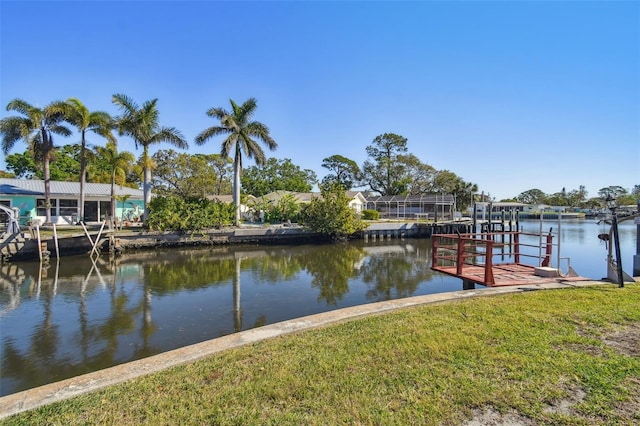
431 231 590 287
432 262 590 287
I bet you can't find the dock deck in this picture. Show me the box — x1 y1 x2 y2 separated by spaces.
432 262 590 287
431 230 591 287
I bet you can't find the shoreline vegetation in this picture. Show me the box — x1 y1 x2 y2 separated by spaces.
4 220 477 262
1 284 638 425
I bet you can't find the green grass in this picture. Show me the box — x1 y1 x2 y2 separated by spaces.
3 285 639 425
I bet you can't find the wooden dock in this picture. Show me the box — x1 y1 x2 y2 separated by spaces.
432 262 590 287
431 230 591 287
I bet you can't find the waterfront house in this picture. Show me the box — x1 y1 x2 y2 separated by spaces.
364 194 456 221
206 194 253 219
260 190 366 212
0 178 144 225
247 190 366 222
473 202 586 219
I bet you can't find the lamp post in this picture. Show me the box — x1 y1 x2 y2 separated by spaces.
634 199 640 277
605 194 624 287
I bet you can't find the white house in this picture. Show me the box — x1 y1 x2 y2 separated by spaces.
259 190 366 213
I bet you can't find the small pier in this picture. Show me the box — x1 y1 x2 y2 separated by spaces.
360 221 474 241
431 229 590 287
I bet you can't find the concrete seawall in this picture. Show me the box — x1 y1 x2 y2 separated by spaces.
2 221 474 262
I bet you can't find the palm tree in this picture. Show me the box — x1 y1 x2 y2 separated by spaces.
195 98 277 226
95 142 135 218
112 94 187 224
0 99 71 223
63 98 115 222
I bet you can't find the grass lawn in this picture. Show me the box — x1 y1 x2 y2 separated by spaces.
2 284 639 425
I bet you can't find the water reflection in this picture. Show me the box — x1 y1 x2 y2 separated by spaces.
0 240 463 396
1 220 636 396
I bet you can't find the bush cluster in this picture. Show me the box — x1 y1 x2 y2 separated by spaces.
301 184 367 241
146 196 235 232
361 209 380 220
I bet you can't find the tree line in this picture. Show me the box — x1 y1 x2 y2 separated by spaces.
505 185 640 209
2 96 637 229
0 96 274 226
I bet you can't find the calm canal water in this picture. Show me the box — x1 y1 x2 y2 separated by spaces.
0 219 637 396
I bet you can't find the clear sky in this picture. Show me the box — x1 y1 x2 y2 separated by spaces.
1 0 638 201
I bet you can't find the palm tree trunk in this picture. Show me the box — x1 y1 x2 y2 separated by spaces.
143 146 151 226
233 149 242 226
79 132 86 221
42 129 53 224
233 256 242 332
110 169 116 218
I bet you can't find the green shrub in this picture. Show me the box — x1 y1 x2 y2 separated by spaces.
301 184 368 241
361 209 380 220
147 196 234 232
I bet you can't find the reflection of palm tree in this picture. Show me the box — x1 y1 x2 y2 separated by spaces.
136 283 155 358
92 267 141 364
233 256 243 332
79 268 89 361
2 281 70 391
33 282 58 359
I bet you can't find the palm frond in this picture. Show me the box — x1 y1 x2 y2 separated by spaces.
150 127 188 149
0 116 26 153
5 99 32 115
206 107 228 119
112 93 138 114
220 134 239 158
246 122 277 150
195 126 229 145
45 100 70 120
244 138 267 165
237 98 257 124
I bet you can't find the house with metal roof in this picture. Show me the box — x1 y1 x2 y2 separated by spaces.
0 178 144 225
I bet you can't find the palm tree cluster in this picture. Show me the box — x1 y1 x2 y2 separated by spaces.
0 95 275 226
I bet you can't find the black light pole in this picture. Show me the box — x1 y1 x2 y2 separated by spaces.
634 199 640 277
606 195 624 288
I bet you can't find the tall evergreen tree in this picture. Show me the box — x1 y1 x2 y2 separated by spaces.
361 133 410 196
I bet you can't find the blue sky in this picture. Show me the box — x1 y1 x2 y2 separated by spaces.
1 0 638 201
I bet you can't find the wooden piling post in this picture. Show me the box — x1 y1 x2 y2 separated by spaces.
35 224 42 262
52 223 59 258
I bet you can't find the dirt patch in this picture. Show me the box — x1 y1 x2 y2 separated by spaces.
611 377 640 420
601 323 640 357
463 407 536 426
598 322 640 422
466 323 640 425
543 386 587 416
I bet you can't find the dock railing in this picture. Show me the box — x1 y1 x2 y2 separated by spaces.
431 230 556 286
